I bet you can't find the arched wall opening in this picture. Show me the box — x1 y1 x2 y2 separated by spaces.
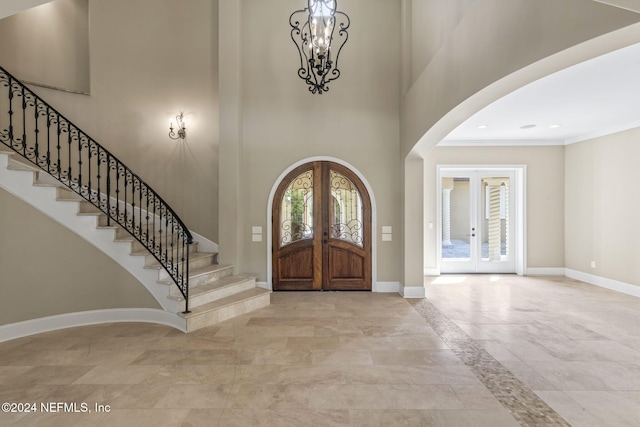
402 22 640 285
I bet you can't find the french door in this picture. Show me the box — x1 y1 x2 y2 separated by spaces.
440 169 516 273
272 161 372 291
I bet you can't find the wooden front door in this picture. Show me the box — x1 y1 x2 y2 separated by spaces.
273 161 372 291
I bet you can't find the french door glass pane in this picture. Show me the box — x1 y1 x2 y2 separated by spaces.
280 170 313 247
329 170 363 246
481 177 510 262
442 177 471 261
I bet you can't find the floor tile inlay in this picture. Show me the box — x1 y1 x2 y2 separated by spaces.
410 298 571 426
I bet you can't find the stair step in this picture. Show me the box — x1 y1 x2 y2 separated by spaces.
170 275 257 311
78 201 102 215
56 187 84 201
131 241 199 258
101 217 175 241
159 263 231 285
33 173 64 187
147 250 216 272
180 288 271 332
166 264 233 290
6 158 39 172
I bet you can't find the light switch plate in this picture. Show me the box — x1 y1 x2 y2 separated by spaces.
252 226 262 234
382 234 392 241
382 226 392 234
252 234 263 242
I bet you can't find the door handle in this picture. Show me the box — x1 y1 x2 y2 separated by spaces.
323 239 328 244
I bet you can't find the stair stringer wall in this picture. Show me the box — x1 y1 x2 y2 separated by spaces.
0 153 187 332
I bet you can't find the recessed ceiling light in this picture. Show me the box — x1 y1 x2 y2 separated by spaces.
549 124 562 129
520 124 536 129
477 125 489 129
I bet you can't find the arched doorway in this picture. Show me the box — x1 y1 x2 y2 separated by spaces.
272 161 372 291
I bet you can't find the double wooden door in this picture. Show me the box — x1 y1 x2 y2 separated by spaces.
272 161 371 291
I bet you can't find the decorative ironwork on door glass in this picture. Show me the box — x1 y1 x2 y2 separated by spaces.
280 170 314 246
329 170 363 246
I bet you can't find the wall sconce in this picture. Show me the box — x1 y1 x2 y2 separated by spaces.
169 113 186 140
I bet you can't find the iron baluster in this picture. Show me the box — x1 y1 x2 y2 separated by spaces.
78 132 83 191
66 122 71 185
115 161 120 222
184 238 190 313
164 206 168 266
130 174 135 234
171 215 175 275
138 177 142 243
87 139 92 199
96 146 102 210
155 194 160 258
56 115 61 179
33 98 39 166
21 85 26 156
106 154 111 226
124 169 128 231
145 187 150 247
7 75 13 147
46 106 51 173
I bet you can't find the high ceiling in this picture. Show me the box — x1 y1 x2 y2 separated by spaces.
442 42 640 146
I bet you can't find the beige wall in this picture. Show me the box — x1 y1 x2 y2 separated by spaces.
0 188 160 325
409 0 474 87
424 145 565 270
565 128 640 286
14 0 220 242
219 0 403 283
0 0 90 93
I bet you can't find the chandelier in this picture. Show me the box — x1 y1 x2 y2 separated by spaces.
289 0 350 94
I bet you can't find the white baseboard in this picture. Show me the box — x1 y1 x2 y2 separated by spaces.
526 268 566 275
565 269 640 298
424 268 440 276
0 309 186 343
256 281 271 290
400 285 426 298
374 282 400 293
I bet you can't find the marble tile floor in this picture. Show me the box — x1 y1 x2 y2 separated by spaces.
0 275 638 426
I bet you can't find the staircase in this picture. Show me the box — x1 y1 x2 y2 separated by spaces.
0 150 270 332
0 65 270 333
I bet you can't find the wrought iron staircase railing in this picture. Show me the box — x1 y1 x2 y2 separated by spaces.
0 66 193 313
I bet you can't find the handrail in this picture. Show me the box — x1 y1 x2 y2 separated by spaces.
0 66 192 313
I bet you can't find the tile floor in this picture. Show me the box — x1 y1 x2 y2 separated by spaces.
0 275 638 426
